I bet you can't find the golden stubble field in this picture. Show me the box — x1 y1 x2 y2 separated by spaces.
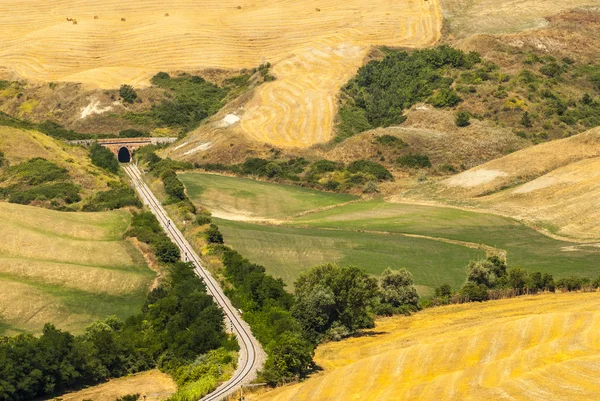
250 292 600 401
0 0 441 147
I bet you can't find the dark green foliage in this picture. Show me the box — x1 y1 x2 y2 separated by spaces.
116 395 139 401
0 261 225 401
219 248 312 384
555 276 590 292
539 62 563 78
377 268 419 315
455 111 471 127
82 182 141 211
459 282 489 302
396 154 431 169
204 224 224 244
3 158 68 185
310 159 343 174
148 73 227 130
346 160 392 180
0 150 4 167
126 211 181 264
434 284 452 298
90 143 119 174
8 182 81 205
161 170 186 201
337 46 478 139
374 134 406 148
119 85 138 104
521 111 533 128
429 88 462 108
293 264 379 343
195 213 212 226
119 129 149 138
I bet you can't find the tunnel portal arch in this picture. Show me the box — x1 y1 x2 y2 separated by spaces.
118 147 131 163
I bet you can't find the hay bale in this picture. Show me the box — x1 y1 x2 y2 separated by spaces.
66 17 72 21
237 5 242 9
94 15 98 19
121 17 126 22
72 19 77 25
315 8 321 11
165 13 169 17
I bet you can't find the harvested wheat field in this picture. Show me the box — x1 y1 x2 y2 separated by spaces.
0 0 441 147
53 370 176 401
250 292 600 401
0 202 154 336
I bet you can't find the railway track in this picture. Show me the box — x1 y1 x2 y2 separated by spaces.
123 163 264 401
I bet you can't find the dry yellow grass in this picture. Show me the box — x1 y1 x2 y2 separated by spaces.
53 370 176 401
435 126 600 239
250 292 600 401
0 0 441 147
0 202 153 335
0 126 112 196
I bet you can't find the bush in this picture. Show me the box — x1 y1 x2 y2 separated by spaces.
204 224 224 244
396 154 431 169
346 160 392 180
90 143 119 174
195 213 212 226
4 157 69 185
162 170 186 201
154 239 181 264
119 84 138 103
539 62 563 78
0 150 4 167
455 111 471 127
83 182 141 211
429 88 461 108
374 134 406 148
460 282 489 302
9 182 81 205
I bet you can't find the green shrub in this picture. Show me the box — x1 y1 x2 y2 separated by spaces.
346 160 392 180
460 282 489 302
539 62 563 78
396 154 431 169
162 170 186 201
374 134 406 148
310 160 343 174
119 84 138 103
455 111 471 127
154 239 181 263
195 214 212 226
8 182 81 204
116 395 139 401
205 224 224 244
83 182 141 211
90 143 119 174
4 158 69 185
0 150 5 167
429 88 461 108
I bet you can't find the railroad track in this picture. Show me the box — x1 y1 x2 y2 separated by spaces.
123 163 264 401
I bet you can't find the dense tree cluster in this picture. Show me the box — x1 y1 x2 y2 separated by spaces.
89 143 119 174
337 46 480 140
0 262 227 401
82 181 141 211
126 211 180 264
0 158 81 207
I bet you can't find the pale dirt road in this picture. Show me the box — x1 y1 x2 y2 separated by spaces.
123 163 265 401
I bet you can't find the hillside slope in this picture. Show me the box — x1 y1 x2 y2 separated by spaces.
436 126 600 239
250 292 600 401
0 125 113 198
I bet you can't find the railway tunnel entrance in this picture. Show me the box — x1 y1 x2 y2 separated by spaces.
118 147 131 163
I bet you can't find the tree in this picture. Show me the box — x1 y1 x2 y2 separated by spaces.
429 88 461 108
205 224 224 244
293 264 379 341
507 267 530 293
90 144 119 174
379 268 419 309
434 283 452 298
460 282 489 302
262 332 314 385
455 111 471 127
119 85 138 104
466 258 507 288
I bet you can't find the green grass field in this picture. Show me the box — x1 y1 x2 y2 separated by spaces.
0 202 154 336
179 172 356 219
181 174 600 296
291 201 600 279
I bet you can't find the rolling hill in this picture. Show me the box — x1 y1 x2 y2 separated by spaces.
0 202 154 336
250 292 600 401
434 126 600 240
